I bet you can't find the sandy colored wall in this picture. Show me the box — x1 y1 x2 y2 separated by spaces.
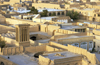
50 42 68 50
0 24 15 34
57 36 94 44
51 32 87 41
0 15 6 24
46 45 61 52
1 36 18 46
32 3 62 9
93 30 100 36
6 18 42 25
40 24 60 36
24 45 46 53
54 29 79 35
40 24 47 32
1 46 23 55
93 39 100 51
47 25 60 36
29 25 39 32
54 56 82 65
39 55 52 65
67 45 97 65
36 34 50 40
48 42 99 65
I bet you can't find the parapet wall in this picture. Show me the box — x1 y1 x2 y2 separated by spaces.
51 32 87 41
32 3 62 9
76 22 100 29
0 24 15 34
0 46 23 55
50 42 68 50
54 29 79 35
67 45 97 65
24 45 46 53
49 42 99 65
6 18 41 25
1 36 19 46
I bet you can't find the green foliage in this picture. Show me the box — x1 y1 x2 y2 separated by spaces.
30 7 35 11
51 12 56 16
65 2 69 4
40 10 48 17
0 39 5 48
34 9 38 14
28 6 38 14
66 10 79 20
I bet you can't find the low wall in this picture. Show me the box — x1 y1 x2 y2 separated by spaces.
93 30 100 36
1 36 19 46
39 55 51 65
32 3 62 9
0 24 15 34
52 32 87 41
24 45 46 53
67 45 97 65
6 18 42 25
54 29 79 35
46 45 62 52
29 25 39 32
1 46 23 55
50 42 68 50
49 42 99 65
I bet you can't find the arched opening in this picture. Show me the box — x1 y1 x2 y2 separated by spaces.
71 43 79 47
34 52 44 58
30 36 36 41
1 62 4 65
93 18 95 21
57 12 60 15
53 30 56 36
89 41 93 51
49 13 51 16
80 42 87 50
62 12 64 15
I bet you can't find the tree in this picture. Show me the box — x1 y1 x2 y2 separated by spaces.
66 10 79 20
0 39 5 48
28 6 38 14
30 7 35 11
34 9 38 14
40 10 48 17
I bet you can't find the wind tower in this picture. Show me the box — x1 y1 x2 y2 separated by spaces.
16 24 30 47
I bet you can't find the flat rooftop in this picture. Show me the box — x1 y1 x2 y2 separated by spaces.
71 7 96 11
13 10 31 14
41 16 58 20
38 8 64 12
61 25 85 30
82 8 95 11
42 51 81 60
57 35 93 40
1 54 38 65
1 32 51 39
